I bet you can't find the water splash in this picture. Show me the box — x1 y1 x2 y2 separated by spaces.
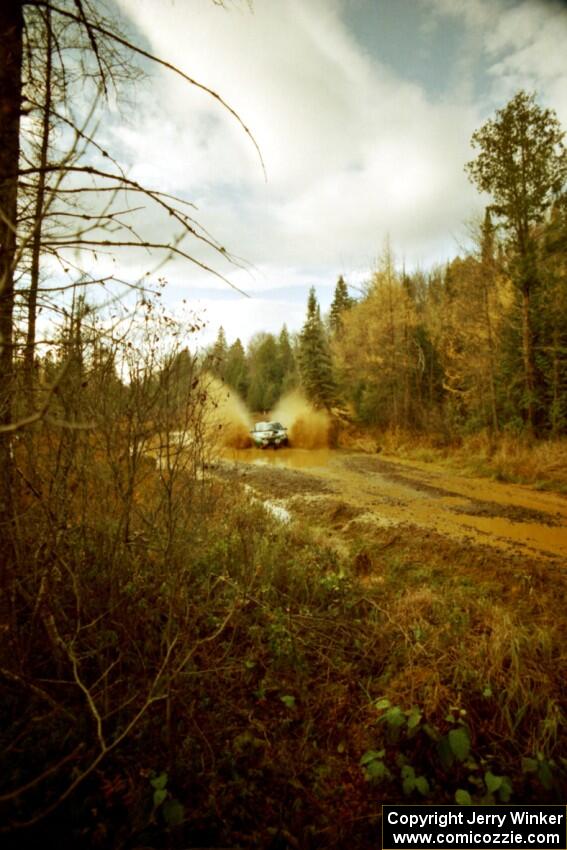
270 391 330 449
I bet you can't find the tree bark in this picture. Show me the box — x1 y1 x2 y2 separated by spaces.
550 324 560 437
481 277 499 435
24 8 53 402
0 0 24 544
521 284 536 437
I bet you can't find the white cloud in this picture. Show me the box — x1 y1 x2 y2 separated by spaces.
485 1 567 122
424 0 496 29
116 0 482 264
106 0 565 343
423 0 567 120
189 293 307 350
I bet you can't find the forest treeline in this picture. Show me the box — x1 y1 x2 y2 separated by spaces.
212 92 567 440
212 207 567 439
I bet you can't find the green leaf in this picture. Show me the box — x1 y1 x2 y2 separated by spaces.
482 686 493 697
415 776 430 795
455 789 472 805
522 757 538 774
162 798 184 826
449 728 471 762
401 765 415 780
232 729 254 750
423 722 440 741
402 775 415 795
384 706 406 727
280 694 296 709
153 788 167 807
360 749 385 766
498 777 513 803
484 771 502 793
407 708 422 730
438 735 454 769
150 772 168 791
375 697 391 710
365 759 388 782
538 761 553 790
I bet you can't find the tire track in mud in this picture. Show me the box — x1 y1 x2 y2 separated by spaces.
219 449 567 563
331 453 567 561
344 455 563 526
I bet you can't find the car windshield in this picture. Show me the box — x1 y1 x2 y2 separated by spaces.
269 422 285 430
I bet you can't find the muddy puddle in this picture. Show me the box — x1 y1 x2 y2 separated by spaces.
221 447 331 470
218 447 567 562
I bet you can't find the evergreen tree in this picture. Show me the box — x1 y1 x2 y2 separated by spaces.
210 326 228 379
246 332 282 412
298 288 336 409
466 91 567 433
537 196 567 434
224 338 249 398
329 275 354 335
278 324 298 393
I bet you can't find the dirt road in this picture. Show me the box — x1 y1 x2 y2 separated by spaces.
219 448 567 564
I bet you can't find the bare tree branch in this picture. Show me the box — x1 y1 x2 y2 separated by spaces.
30 0 267 180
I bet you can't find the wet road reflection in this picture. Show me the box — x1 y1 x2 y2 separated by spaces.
222 447 331 470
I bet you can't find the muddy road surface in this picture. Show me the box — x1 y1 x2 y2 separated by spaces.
218 448 567 564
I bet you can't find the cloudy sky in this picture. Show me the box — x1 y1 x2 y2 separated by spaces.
107 0 567 348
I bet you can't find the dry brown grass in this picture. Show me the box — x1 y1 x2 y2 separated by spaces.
331 507 567 773
360 427 567 490
488 434 567 487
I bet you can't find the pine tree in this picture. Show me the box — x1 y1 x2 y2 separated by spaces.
298 288 336 409
224 338 249 398
210 326 228 379
278 324 298 393
246 332 282 412
537 197 567 434
465 91 567 433
329 275 353 335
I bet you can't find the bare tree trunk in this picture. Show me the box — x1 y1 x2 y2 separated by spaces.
515 230 539 438
24 8 53 402
482 278 499 436
521 285 536 437
479 211 499 437
0 0 24 548
550 324 560 437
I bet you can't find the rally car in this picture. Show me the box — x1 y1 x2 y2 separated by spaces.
250 421 288 449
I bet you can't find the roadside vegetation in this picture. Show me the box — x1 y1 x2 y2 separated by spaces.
365 430 567 493
3 440 566 847
1 2 566 849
